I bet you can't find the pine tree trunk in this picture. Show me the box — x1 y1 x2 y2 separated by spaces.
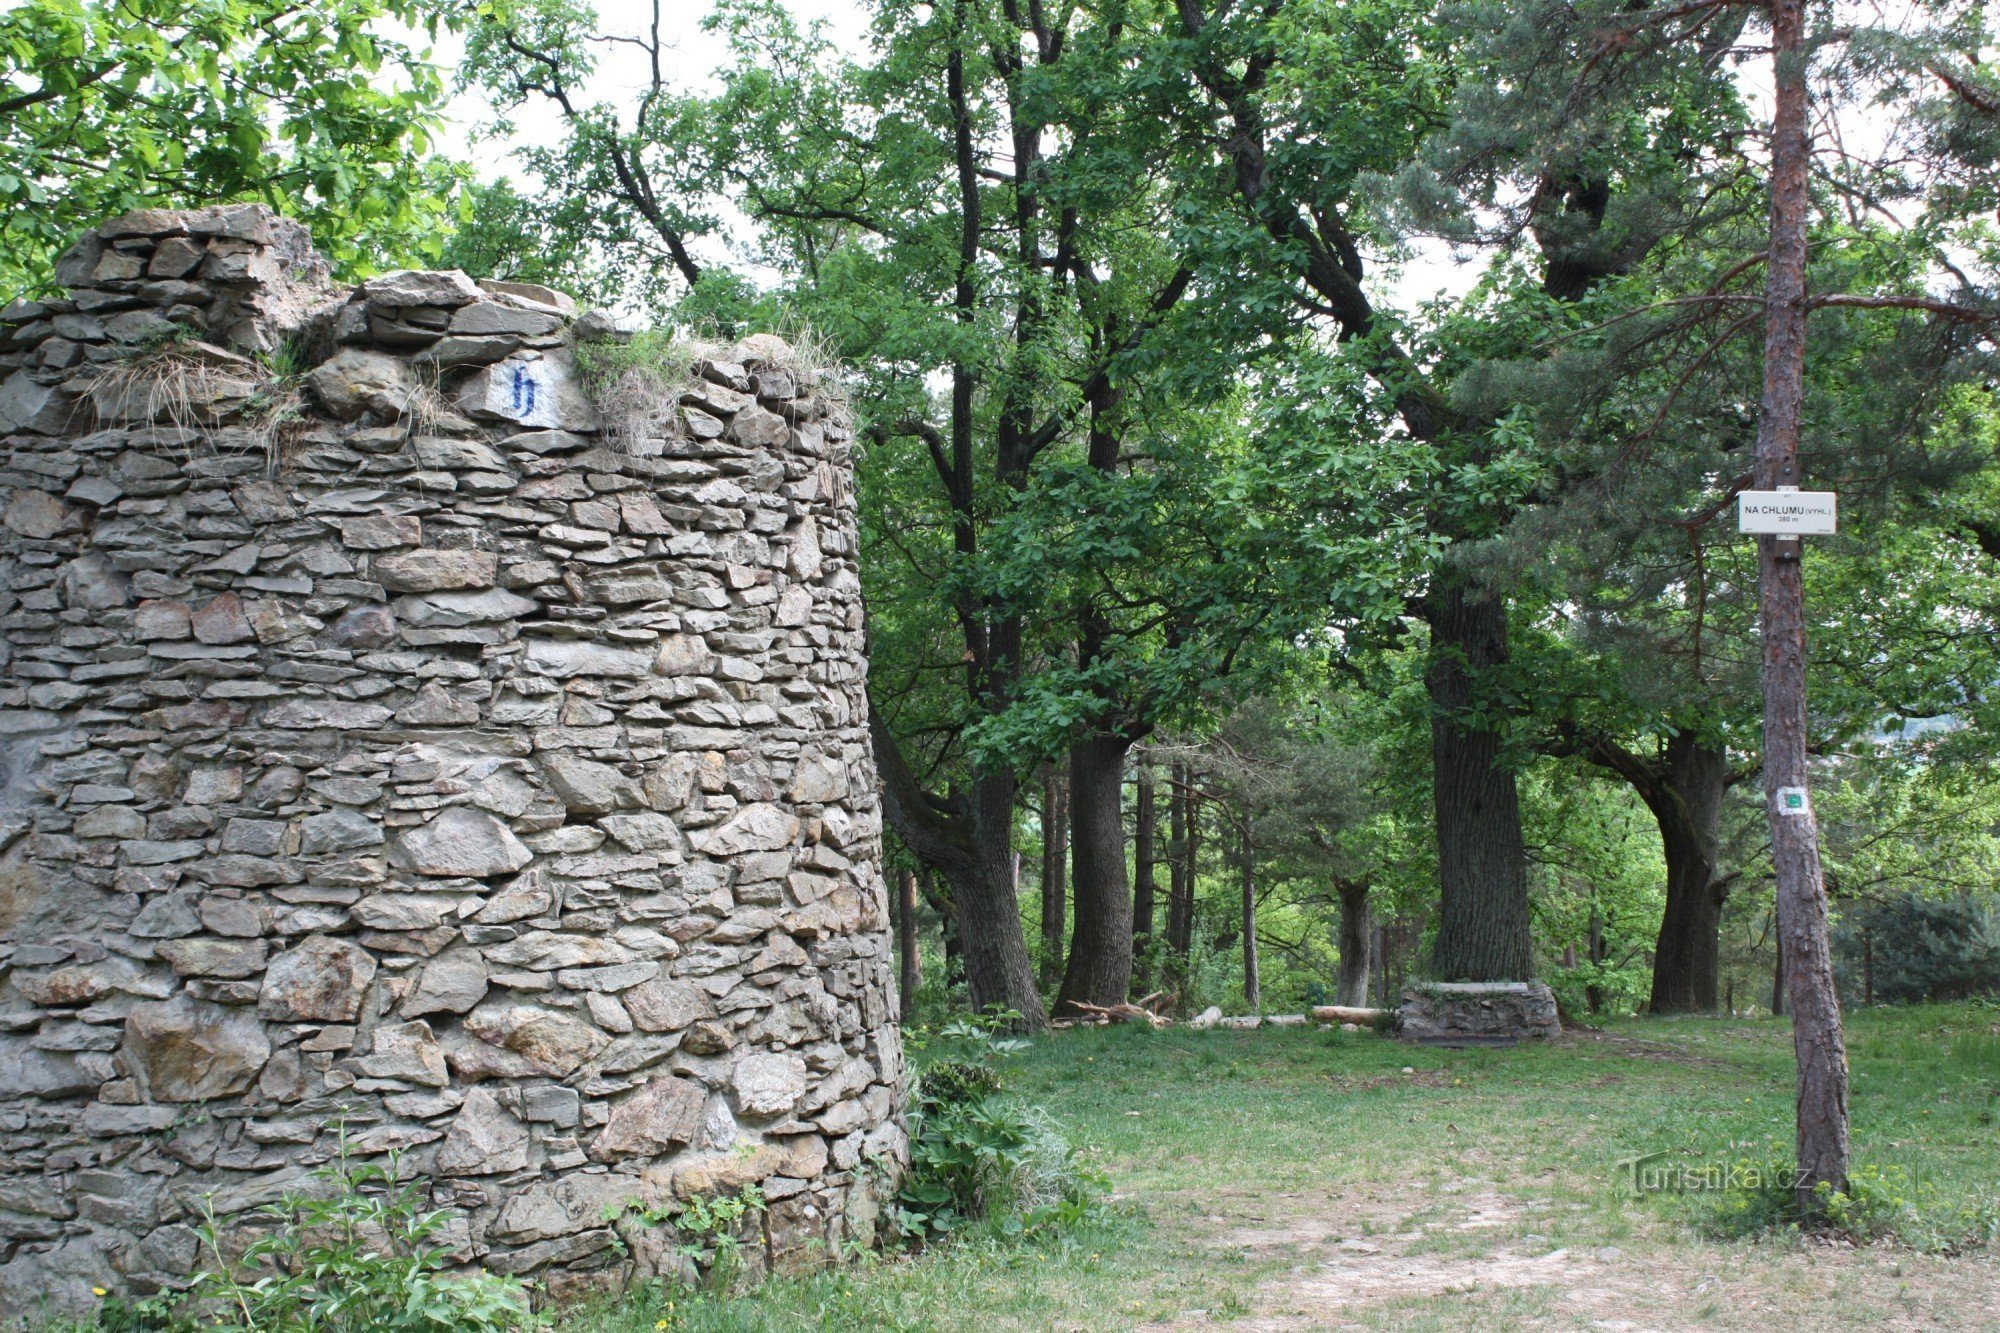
1132 754 1157 993
897 869 922 1023
1646 735 1731 1013
1335 879 1372 1008
1240 815 1260 1010
1758 0 1850 1210
1771 930 1785 1016
1039 767 1067 987
1057 733 1136 1010
1429 581 1534 982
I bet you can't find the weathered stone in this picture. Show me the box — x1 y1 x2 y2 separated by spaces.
298 807 385 855
123 998 270 1101
389 807 533 878
522 638 654 679
307 349 411 420
356 1020 448 1087
462 1002 608 1076
435 1086 530 1174
403 948 488 1017
538 754 642 816
359 269 483 308
0 373 72 435
600 811 680 852
588 1074 705 1161
61 552 129 610
1398 981 1561 1044
396 682 481 725
0 212 901 1299
730 1052 809 1117
259 936 377 1022
261 698 394 730
457 352 598 433
695 804 801 856
4 489 72 539
133 600 192 641
673 1144 787 1199
156 937 267 978
324 604 397 649
493 1173 638 1244
373 549 498 593
450 302 565 338
623 977 713 1033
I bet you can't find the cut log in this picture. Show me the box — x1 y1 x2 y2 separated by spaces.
1311 1005 1388 1025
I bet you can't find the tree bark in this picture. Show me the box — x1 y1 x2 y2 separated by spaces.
1133 754 1158 992
1168 761 1194 958
1057 733 1137 1010
868 711 1045 1028
1586 907 1607 1014
1757 0 1850 1209
1335 879 1372 1008
1428 581 1534 982
897 869 922 1023
1240 814 1261 1010
1040 766 1067 987
1646 735 1731 1013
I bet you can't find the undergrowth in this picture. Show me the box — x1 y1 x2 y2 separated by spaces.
93 1147 538 1332
1704 1157 2000 1253
894 1009 1106 1244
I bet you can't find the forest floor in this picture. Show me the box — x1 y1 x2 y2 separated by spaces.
572 1004 2000 1331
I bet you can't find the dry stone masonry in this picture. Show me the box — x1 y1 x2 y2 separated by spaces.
0 206 905 1312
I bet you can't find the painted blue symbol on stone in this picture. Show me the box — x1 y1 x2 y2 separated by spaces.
509 363 539 418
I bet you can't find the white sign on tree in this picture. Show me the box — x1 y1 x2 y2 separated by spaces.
1738 489 1837 535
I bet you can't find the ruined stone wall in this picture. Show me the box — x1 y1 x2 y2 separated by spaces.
0 206 904 1311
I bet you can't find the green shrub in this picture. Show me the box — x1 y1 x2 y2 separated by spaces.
112 1146 538 1332
893 1010 1104 1243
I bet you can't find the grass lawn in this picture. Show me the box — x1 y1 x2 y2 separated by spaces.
570 1004 2000 1330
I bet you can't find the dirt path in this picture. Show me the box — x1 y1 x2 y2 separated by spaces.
1140 1183 2000 1331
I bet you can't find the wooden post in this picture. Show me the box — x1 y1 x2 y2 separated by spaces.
1755 0 1850 1210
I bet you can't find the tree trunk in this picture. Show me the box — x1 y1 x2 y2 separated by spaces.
1645 735 1731 1013
1771 928 1785 1016
1585 907 1607 1014
1758 0 1850 1209
1429 581 1534 982
1132 754 1157 993
1373 924 1390 1006
1170 764 1198 957
897 869 922 1023
1057 733 1137 1010
868 711 1044 1028
1040 766 1067 987
1335 879 1372 1008
951 773 1047 1027
1240 814 1260 1010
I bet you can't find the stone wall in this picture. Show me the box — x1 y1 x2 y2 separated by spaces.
0 206 905 1312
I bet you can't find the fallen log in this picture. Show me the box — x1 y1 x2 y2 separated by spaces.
1311 1005 1389 1025
1065 1000 1172 1028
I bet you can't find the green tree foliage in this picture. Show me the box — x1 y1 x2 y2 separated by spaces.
0 0 467 297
